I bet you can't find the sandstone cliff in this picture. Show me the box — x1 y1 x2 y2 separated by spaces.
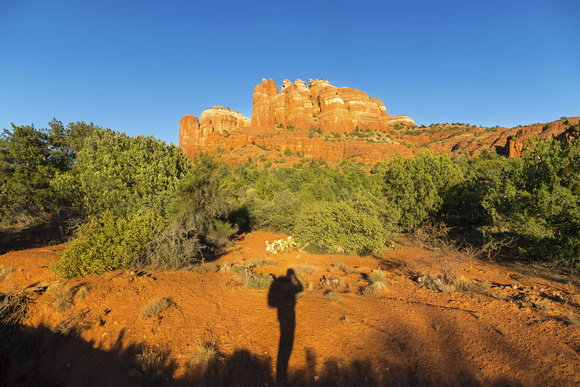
251 78 414 133
179 78 577 165
179 78 415 159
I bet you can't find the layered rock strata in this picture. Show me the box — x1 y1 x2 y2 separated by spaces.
180 78 414 159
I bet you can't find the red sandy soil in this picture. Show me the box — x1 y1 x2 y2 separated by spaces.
1 231 580 386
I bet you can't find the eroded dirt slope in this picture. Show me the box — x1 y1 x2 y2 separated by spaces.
1 231 580 386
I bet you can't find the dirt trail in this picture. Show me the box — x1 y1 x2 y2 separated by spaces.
1 231 579 386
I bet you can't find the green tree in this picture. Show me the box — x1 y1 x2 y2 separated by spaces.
51 128 190 218
0 119 74 223
482 138 580 268
380 152 465 230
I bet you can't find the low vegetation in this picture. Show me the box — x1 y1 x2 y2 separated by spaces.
2 118 580 282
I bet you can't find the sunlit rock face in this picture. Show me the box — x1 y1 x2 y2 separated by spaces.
251 78 414 133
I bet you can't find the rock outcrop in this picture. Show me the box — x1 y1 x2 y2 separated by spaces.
180 78 415 159
179 106 251 159
251 78 414 133
179 77 577 165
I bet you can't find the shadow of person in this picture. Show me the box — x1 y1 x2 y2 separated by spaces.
267 268 304 384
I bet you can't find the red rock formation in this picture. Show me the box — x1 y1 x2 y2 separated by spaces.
179 115 200 159
179 77 577 165
251 78 414 133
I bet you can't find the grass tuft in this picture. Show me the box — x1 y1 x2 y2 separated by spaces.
141 298 170 320
188 344 219 369
47 283 74 312
75 286 90 300
325 291 342 302
0 266 14 283
189 262 219 274
131 346 166 383
53 309 92 336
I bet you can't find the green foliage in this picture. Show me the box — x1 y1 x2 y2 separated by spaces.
51 211 164 278
482 138 580 268
52 128 189 218
167 154 236 253
0 119 75 223
295 197 389 255
380 152 465 231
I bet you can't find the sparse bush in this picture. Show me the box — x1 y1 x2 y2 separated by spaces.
294 265 316 275
141 298 171 320
416 274 456 293
565 312 580 327
139 213 203 269
75 286 90 300
453 276 473 293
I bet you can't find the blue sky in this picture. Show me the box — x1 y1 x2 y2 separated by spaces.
1 0 579 145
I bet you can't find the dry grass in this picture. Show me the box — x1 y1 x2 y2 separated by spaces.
324 291 342 302
141 298 171 320
189 262 219 274
294 265 317 275
362 281 387 295
491 289 508 300
0 266 14 283
75 286 90 300
565 312 580 327
53 309 92 337
131 346 167 383
47 283 74 312
453 276 473 293
533 298 551 311
0 292 30 325
188 344 219 369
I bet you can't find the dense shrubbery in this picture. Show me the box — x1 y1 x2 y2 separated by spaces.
4 118 580 274
295 197 390 255
50 211 164 278
482 138 580 268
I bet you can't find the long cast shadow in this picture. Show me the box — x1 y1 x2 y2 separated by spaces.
267 268 304 384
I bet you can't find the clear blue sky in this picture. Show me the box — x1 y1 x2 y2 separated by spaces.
1 0 579 145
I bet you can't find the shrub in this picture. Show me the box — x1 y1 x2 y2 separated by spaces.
381 152 464 230
51 211 164 279
266 237 297 254
139 213 203 269
238 269 274 290
295 197 388 255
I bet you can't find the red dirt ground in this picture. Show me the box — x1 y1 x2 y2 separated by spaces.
1 231 580 386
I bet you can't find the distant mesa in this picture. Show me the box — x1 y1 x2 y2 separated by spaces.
179 78 414 159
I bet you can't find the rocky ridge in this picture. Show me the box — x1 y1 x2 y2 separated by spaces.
179 78 578 164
